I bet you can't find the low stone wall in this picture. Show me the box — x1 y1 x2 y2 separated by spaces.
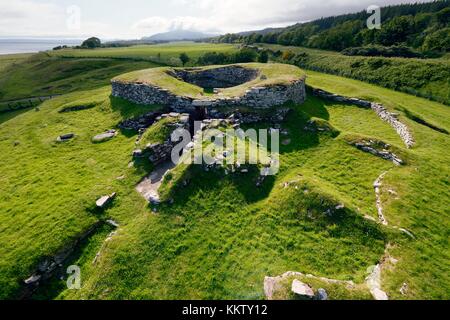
111 78 306 113
311 88 415 148
112 81 195 112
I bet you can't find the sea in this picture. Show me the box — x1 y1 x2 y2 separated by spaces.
0 39 82 55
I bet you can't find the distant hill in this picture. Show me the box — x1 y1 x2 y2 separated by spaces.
214 1 450 54
237 27 285 37
143 30 215 41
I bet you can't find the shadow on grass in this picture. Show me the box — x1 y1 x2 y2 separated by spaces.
159 163 276 209
30 223 115 300
110 96 165 120
0 107 33 125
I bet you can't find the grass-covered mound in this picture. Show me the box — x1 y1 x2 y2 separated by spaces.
113 63 305 99
0 53 160 104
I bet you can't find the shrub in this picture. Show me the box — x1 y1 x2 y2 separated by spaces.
179 53 190 66
422 28 450 52
196 49 258 66
197 52 228 65
229 48 257 63
341 45 424 58
258 50 269 63
81 37 101 49
282 51 295 61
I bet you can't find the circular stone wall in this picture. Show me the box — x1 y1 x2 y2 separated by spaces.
111 63 306 112
169 66 259 89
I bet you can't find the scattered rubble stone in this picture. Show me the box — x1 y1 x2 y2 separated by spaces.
311 88 414 148
92 130 117 143
106 219 120 228
351 139 404 165
96 192 116 209
317 288 328 300
400 282 409 295
118 111 163 131
56 133 74 142
292 279 315 299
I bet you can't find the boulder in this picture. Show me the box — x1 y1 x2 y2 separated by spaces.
371 288 389 300
92 130 117 143
24 274 41 285
96 192 116 209
291 279 315 299
317 288 328 300
133 149 143 158
106 219 120 228
56 133 74 142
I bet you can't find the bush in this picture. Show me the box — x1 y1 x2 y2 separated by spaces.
197 52 229 65
196 49 258 66
341 45 424 58
257 50 269 63
81 37 101 49
179 53 190 66
422 28 450 53
230 48 257 63
282 51 295 61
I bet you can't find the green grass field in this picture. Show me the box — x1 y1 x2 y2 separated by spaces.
0 43 238 112
0 53 33 72
0 43 448 300
0 54 160 104
49 42 237 65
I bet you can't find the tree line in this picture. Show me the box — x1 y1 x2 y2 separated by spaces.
212 1 450 57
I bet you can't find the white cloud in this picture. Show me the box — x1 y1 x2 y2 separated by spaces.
132 16 221 35
0 0 113 38
0 0 435 39
133 0 434 36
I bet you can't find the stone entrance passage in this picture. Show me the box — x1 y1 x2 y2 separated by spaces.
136 161 176 204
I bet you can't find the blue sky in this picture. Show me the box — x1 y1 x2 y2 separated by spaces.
0 0 433 39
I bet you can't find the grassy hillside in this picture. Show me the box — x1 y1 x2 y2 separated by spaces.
0 53 33 72
1 69 447 299
0 53 159 104
0 88 163 299
216 1 450 54
0 42 448 300
260 44 450 105
49 42 237 66
0 43 237 112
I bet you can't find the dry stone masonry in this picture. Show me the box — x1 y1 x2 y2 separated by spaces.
112 65 306 113
168 65 259 89
311 88 415 148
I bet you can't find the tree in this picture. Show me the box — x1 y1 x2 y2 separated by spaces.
228 48 257 63
197 52 228 65
423 28 450 52
179 53 190 66
282 50 295 61
257 50 269 63
81 37 101 49
436 7 450 26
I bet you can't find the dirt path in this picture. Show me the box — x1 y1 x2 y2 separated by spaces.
136 161 176 203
